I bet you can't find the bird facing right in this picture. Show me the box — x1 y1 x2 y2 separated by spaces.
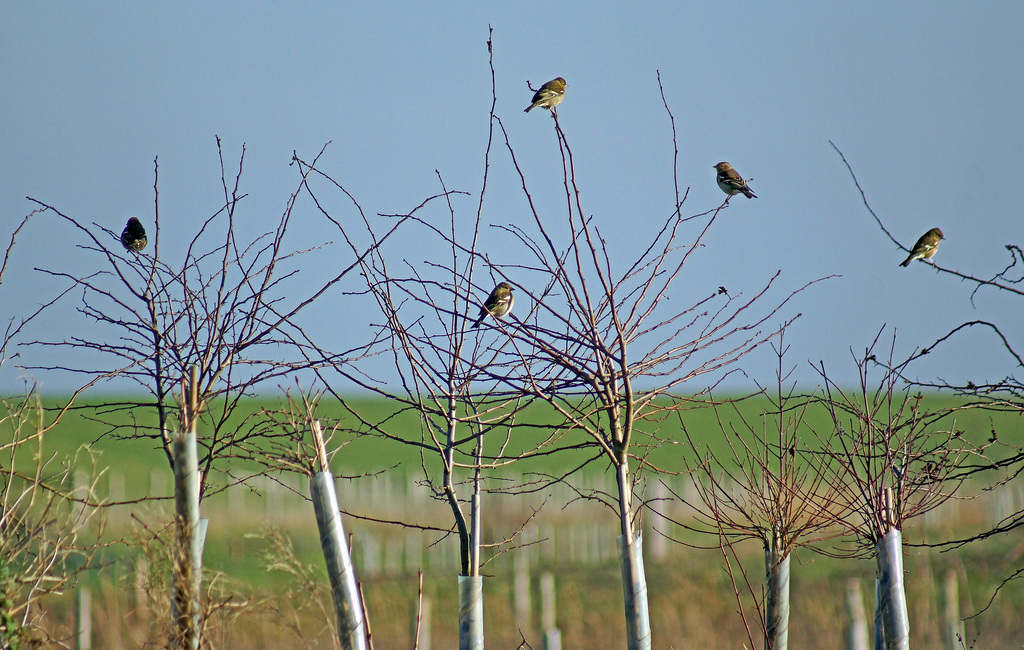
121 217 148 252
524 77 567 114
472 282 514 328
900 228 944 267
713 162 757 199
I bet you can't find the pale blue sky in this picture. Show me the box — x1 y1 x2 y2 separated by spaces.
2 2 1022 394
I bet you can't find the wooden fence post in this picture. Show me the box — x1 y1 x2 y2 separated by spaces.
514 552 532 634
541 571 561 650
941 570 965 650
845 578 869 650
75 586 91 650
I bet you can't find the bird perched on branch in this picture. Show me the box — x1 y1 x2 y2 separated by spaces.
472 282 514 328
713 162 757 199
525 77 567 114
899 227 943 267
120 217 148 252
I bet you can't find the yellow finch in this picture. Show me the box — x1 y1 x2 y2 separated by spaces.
472 282 514 328
120 217 148 252
714 162 757 199
900 228 943 267
525 77 567 114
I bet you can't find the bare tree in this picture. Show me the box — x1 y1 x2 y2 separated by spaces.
813 332 978 649
460 74 817 649
20 140 389 648
833 142 1024 623
25 139 383 493
274 36 816 650
667 328 978 650
285 32 560 649
664 332 845 650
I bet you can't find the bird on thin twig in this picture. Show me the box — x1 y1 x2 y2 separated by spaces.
714 162 757 199
900 228 943 267
120 217 148 252
472 282 514 328
525 77 567 115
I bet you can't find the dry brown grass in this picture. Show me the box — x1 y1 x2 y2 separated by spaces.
32 514 1024 649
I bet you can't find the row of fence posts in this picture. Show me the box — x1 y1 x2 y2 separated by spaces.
70 529 973 647
398 566 561 650
72 562 970 649
102 464 1024 538
513 554 563 649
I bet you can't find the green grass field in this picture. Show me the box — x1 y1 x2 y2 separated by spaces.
31 390 1013 488
6 391 1024 647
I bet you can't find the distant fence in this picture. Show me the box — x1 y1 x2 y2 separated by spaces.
96 469 1023 574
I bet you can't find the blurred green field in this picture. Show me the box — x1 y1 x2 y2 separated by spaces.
27 390 1015 492
7 391 1024 647
20 390 1021 587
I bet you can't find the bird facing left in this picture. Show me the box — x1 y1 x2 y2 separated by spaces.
713 162 757 199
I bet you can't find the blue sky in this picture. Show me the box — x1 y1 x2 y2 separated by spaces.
2 2 1022 394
